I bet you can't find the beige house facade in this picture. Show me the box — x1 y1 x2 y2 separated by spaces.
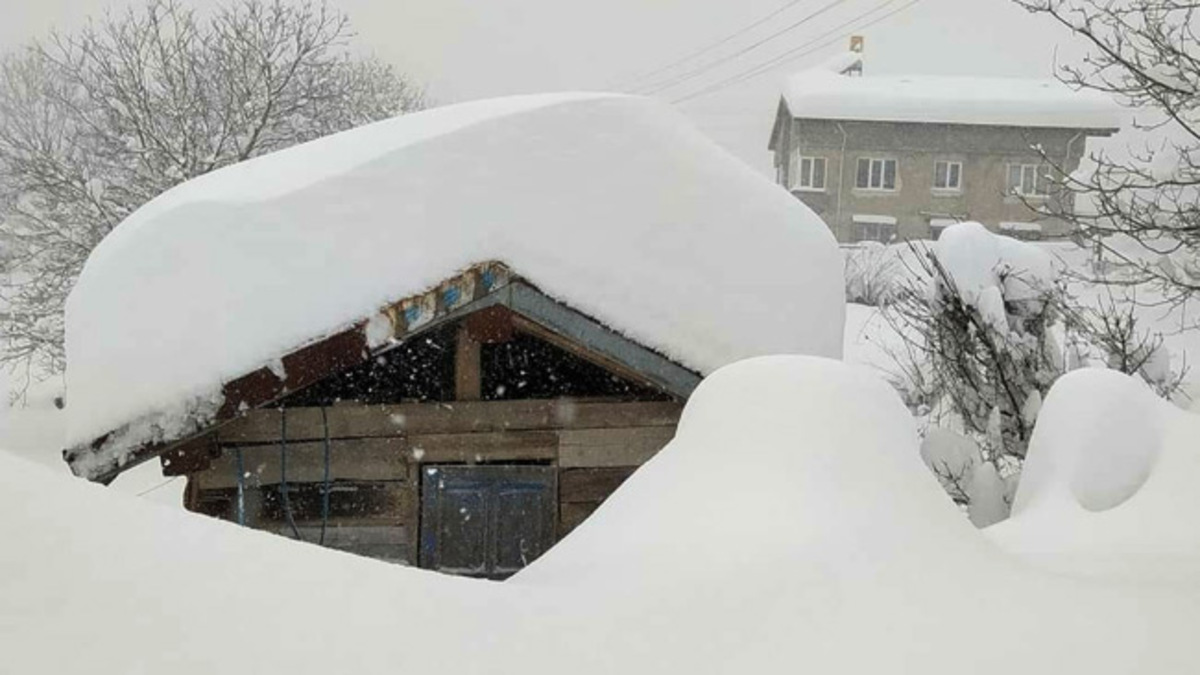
769 52 1121 243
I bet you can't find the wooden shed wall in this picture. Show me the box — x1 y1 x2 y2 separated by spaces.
179 398 681 565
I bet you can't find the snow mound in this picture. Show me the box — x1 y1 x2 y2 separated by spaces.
783 56 1121 129
6 356 1200 672
9 356 1200 672
64 93 844 450
989 368 1200 584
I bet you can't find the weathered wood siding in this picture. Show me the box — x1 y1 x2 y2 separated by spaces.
181 398 681 564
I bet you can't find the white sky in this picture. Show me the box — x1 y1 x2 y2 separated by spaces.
1 0 1089 174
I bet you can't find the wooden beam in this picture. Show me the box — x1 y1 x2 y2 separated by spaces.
507 282 701 399
463 304 516 343
194 437 408 489
408 430 558 463
160 433 220 477
559 501 601 537
455 323 482 401
217 400 682 444
558 426 675 468
559 467 637 503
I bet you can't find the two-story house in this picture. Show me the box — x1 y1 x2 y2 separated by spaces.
768 48 1121 243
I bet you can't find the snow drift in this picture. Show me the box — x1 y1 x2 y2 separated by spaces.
989 368 1200 585
5 357 1200 673
64 93 844 451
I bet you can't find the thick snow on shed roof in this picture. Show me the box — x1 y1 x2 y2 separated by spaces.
6 357 1200 673
64 93 843 451
782 54 1121 130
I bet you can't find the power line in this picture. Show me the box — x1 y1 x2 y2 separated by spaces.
671 0 924 104
632 0 855 95
671 0 905 102
136 475 182 497
613 0 812 91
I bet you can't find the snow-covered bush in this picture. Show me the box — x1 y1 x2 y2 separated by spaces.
889 223 1063 458
887 224 1185 524
843 243 899 306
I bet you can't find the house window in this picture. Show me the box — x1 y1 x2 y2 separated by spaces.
852 215 898 243
934 160 962 191
795 156 827 191
928 217 959 240
856 158 897 191
1007 163 1050 197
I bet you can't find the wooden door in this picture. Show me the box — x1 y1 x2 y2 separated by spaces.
419 465 557 579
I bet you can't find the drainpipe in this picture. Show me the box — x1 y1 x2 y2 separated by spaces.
835 122 849 238
1063 131 1083 244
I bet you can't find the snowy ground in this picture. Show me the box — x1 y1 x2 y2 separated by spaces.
5 356 1200 673
3 233 1199 670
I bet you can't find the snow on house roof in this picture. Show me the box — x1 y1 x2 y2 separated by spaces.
782 53 1122 130
63 93 844 458
7 357 1200 673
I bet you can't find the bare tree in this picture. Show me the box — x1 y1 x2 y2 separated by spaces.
1014 0 1199 318
0 0 425 381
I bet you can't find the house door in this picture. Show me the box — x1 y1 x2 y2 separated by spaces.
419 465 557 579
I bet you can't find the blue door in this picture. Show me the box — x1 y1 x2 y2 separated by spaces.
420 465 557 579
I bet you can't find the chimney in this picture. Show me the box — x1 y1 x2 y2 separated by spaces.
847 36 864 76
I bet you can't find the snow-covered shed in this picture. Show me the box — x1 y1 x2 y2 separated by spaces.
62 93 843 576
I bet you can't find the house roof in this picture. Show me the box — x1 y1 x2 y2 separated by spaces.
780 53 1122 131
63 93 844 480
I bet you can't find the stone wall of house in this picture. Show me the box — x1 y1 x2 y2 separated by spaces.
771 116 1106 243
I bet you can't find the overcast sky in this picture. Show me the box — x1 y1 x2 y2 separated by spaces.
1 0 1089 174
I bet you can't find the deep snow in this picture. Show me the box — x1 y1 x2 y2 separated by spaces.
988 368 1200 585
4 356 1200 673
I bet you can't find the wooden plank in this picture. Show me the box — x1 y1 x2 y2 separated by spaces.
558 426 675 468
408 430 557 463
217 400 681 444
559 467 637 503
194 437 408 489
559 501 600 537
400 478 421 564
454 323 482 401
287 525 412 564
561 401 682 429
160 433 219 476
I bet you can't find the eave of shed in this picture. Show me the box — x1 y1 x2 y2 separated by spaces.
65 262 701 483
